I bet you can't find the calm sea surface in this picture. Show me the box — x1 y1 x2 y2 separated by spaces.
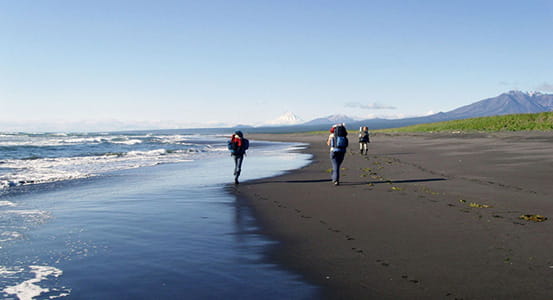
0 132 320 299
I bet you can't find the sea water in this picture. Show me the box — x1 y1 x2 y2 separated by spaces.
0 132 320 299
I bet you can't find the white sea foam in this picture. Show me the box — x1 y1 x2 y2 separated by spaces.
0 205 51 249
0 266 24 276
0 231 23 243
0 149 195 190
0 134 191 147
0 133 228 190
0 201 16 207
1 208 51 223
154 134 191 144
3 209 48 216
2 265 69 300
110 138 143 145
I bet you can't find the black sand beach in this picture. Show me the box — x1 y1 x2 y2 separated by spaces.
233 131 553 299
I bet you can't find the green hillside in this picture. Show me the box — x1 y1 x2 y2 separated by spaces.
379 112 553 133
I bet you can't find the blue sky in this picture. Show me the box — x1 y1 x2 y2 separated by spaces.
1 0 552 131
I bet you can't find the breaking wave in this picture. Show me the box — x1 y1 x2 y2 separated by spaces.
0 132 229 191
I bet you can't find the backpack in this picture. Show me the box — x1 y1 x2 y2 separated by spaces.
228 138 249 155
227 140 238 154
334 124 348 137
359 131 370 143
331 136 348 152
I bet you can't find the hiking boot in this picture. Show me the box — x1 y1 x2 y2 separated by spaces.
235 178 240 185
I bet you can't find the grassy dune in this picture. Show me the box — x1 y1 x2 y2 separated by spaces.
379 112 553 133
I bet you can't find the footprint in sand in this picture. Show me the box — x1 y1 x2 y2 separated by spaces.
401 275 420 284
445 292 464 300
351 247 364 254
254 193 268 200
376 260 390 267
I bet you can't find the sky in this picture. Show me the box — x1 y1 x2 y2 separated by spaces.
1 0 553 131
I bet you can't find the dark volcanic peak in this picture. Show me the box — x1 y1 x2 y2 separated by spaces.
444 90 553 119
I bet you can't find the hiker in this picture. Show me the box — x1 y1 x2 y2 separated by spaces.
358 126 370 155
327 123 348 186
228 130 249 184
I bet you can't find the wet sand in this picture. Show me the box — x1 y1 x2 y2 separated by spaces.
232 131 553 299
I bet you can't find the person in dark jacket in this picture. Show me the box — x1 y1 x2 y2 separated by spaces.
327 124 348 185
358 126 370 155
228 131 249 184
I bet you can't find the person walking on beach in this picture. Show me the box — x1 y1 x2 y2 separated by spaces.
327 123 348 186
228 130 249 185
358 126 370 155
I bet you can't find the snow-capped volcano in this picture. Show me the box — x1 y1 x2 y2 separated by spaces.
265 112 304 126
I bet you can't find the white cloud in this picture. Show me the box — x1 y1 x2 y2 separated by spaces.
345 102 397 110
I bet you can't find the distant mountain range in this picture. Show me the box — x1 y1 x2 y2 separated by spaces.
436 90 553 119
303 114 358 126
389 90 553 127
256 91 553 132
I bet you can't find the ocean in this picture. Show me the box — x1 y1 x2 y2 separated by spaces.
0 131 320 299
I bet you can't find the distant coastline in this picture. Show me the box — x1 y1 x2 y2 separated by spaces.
3 91 552 134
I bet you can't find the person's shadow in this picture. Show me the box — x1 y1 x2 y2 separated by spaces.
247 177 446 186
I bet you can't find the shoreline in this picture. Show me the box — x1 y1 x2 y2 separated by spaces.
234 131 553 299
2 142 321 300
